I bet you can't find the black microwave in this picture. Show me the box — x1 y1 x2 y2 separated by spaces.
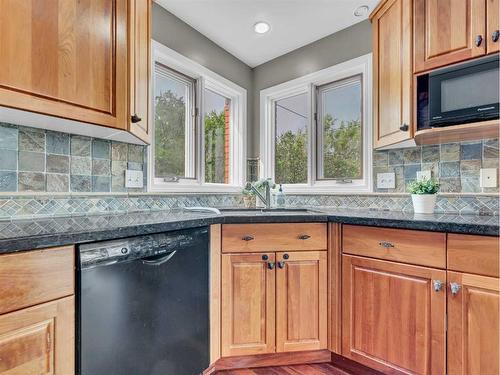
417 54 499 129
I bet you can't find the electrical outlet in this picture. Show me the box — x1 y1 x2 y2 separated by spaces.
417 170 432 181
377 172 396 189
480 168 497 188
125 170 144 188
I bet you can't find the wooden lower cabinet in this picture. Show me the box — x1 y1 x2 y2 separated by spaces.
0 296 74 375
448 271 500 375
276 251 327 352
221 253 276 357
342 255 446 375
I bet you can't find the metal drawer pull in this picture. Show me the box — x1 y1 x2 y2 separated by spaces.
433 280 443 292
379 241 394 248
450 282 461 296
298 234 311 240
242 235 254 241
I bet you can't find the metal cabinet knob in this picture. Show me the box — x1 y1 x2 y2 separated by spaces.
450 282 461 296
492 30 500 42
262 254 268 261
242 235 254 241
283 253 289 260
298 234 311 240
379 241 394 248
131 114 142 123
433 280 443 292
399 123 409 131
475 35 483 46
267 262 275 270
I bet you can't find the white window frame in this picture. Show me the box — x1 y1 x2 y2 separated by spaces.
260 53 372 193
149 40 247 193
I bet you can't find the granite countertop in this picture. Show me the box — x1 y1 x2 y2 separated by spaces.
0 208 498 254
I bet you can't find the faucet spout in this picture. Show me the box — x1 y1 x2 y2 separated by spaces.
245 180 272 209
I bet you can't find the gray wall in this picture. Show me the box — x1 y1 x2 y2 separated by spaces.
152 3 254 150
251 20 372 157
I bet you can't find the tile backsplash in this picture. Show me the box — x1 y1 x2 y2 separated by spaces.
0 123 147 193
373 139 499 193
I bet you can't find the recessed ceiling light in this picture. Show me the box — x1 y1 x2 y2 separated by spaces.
254 21 270 34
354 5 370 17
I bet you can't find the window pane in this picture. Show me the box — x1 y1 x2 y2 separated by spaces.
318 76 362 180
204 89 231 184
274 93 308 184
154 64 195 180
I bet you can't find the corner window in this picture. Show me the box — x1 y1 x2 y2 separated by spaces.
149 41 246 192
260 54 372 193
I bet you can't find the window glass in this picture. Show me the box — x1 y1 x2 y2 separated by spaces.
153 63 196 180
317 76 362 180
274 93 308 184
204 89 231 184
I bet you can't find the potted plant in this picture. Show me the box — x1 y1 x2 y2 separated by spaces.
407 178 440 214
242 188 256 208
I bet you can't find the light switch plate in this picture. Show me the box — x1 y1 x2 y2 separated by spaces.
480 168 497 188
125 170 144 188
417 170 432 181
377 172 396 189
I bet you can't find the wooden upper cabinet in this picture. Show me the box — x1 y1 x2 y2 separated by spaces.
342 255 446 375
371 0 413 148
276 251 327 353
128 0 151 143
448 271 499 375
0 0 128 130
414 0 487 73
0 297 75 375
487 0 500 54
221 253 275 357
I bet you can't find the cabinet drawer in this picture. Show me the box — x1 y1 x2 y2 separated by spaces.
0 246 74 315
448 234 499 277
342 225 446 268
222 223 327 253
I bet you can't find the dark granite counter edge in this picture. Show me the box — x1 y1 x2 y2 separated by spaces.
0 213 498 254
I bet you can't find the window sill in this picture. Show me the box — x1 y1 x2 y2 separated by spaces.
148 184 244 194
278 184 373 194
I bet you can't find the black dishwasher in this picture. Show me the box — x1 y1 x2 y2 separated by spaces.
77 227 209 375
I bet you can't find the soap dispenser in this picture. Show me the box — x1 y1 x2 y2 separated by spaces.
275 184 286 208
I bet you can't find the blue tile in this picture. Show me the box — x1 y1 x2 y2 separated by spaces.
440 161 460 178
0 171 17 191
0 124 18 150
0 149 17 170
460 142 481 160
92 139 110 159
19 151 45 172
404 164 421 180
46 131 70 155
92 176 111 192
70 175 91 192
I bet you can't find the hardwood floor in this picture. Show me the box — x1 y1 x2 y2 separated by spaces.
217 360 383 375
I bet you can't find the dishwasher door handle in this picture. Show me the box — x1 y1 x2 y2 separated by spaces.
141 250 177 266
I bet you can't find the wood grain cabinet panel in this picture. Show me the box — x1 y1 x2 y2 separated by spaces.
448 234 499 277
342 255 446 375
448 271 499 375
414 0 487 72
221 253 276 357
487 0 500 54
371 0 413 148
0 246 74 315
0 297 75 375
0 0 128 130
276 251 327 353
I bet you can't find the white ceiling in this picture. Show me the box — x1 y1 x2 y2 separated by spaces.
155 0 381 67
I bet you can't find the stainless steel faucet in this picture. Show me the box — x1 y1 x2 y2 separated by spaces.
245 180 272 209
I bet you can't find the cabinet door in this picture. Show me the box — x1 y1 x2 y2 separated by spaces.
414 0 486 72
221 253 275 356
487 0 500 54
0 0 127 130
372 0 413 148
276 251 327 352
448 271 499 375
0 297 74 375
129 0 151 143
342 255 446 375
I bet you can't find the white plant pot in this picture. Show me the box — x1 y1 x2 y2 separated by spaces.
411 194 437 214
